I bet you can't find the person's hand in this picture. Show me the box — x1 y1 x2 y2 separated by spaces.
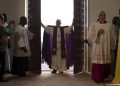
95 29 104 44
95 29 105 44
95 37 100 44
83 39 90 46
97 29 104 37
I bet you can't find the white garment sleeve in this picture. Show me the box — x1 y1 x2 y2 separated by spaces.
45 26 53 34
88 23 97 43
16 26 26 48
64 26 72 34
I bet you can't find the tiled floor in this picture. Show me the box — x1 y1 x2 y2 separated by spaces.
0 63 111 86
0 72 110 86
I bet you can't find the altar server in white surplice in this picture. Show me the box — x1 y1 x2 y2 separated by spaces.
12 16 33 76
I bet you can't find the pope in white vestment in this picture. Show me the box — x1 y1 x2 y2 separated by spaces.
41 19 73 73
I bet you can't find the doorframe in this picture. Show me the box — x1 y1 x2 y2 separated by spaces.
26 0 91 74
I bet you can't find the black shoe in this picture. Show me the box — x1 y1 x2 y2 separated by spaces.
104 75 114 81
51 70 57 74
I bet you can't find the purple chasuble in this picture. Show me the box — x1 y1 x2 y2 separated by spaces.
42 26 73 68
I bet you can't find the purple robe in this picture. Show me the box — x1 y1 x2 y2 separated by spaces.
42 28 73 69
92 64 110 82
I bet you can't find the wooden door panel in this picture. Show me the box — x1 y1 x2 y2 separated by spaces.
28 0 41 73
73 0 85 74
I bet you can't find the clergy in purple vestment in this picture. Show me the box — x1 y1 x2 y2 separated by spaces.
41 19 73 73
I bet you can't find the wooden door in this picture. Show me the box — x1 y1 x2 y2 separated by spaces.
73 0 85 74
28 0 41 74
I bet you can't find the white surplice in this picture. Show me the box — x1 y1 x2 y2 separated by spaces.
88 22 116 64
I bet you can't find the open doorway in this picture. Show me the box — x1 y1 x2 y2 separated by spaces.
41 0 74 73
26 0 88 74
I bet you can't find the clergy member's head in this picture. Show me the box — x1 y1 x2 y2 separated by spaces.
19 16 27 26
98 11 106 23
56 19 61 27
